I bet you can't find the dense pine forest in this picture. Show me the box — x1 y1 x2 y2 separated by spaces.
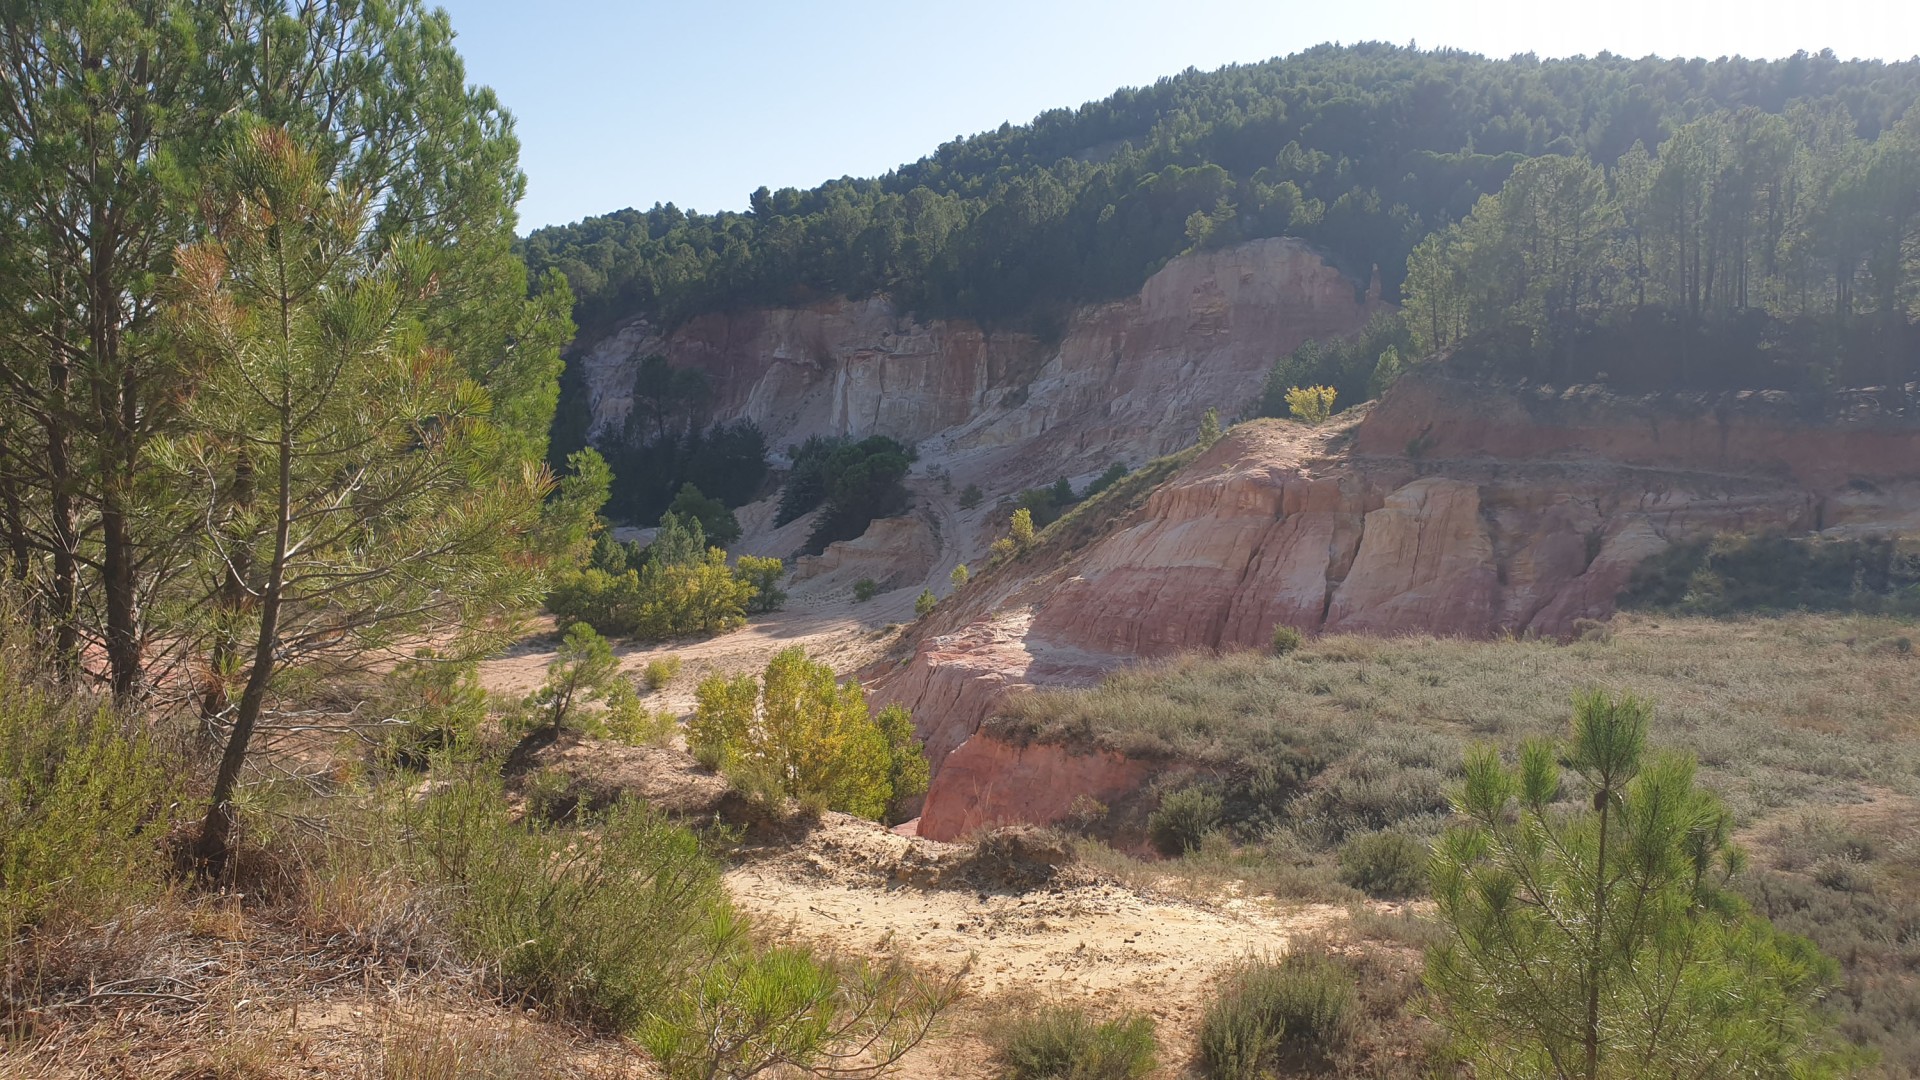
524 44 1920 350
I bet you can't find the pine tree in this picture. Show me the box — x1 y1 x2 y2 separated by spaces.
1427 690 1853 1080
166 129 549 868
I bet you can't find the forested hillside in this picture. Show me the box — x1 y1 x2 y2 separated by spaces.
524 45 1920 335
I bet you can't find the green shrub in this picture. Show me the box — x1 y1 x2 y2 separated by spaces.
915 589 937 618
1199 951 1354 1079
853 578 879 603
1337 831 1430 899
666 483 741 547
1284 385 1338 423
1083 462 1129 499
1149 785 1224 856
950 563 970 589
1271 625 1304 655
1010 507 1036 547
1199 407 1222 446
689 648 926 821
377 650 489 769
520 624 635 736
643 655 682 691
546 514 753 640
413 778 732 1031
958 483 984 510
1623 532 1920 616
643 947 957 1080
993 1003 1159 1080
0 649 173 945
733 554 787 614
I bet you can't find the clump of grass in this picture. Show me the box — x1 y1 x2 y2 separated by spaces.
991 1002 1159 1080
1200 949 1354 1079
1337 831 1430 900
643 654 682 691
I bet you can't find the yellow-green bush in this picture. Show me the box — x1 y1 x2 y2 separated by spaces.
0 635 174 947
689 648 927 821
1284 384 1338 423
643 654 683 691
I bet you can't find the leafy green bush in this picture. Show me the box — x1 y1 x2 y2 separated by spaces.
665 483 741 547
689 648 927 821
733 554 786 614
1271 625 1304 655
643 946 957 1080
783 436 918 555
1427 691 1852 1079
993 1003 1159 1080
0 643 173 945
546 514 753 640
1200 952 1354 1079
1083 462 1129 500
853 578 879 602
520 624 641 737
1010 507 1036 547
958 483 984 510
1284 385 1338 423
1149 785 1224 856
1337 831 1429 899
416 775 954 1066
950 563 970 589
1259 315 1414 419
915 589 937 618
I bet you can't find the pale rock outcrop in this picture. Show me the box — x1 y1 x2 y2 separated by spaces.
790 514 938 593
575 238 1385 528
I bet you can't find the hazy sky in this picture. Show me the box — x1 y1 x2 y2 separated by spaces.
432 0 1920 232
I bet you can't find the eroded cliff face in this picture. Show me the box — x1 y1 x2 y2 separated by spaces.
576 237 1384 501
890 371 1920 840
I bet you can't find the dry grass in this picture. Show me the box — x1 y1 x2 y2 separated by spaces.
1006 611 1920 1075
998 612 1920 820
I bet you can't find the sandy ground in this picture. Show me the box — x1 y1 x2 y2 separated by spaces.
720 816 1351 1078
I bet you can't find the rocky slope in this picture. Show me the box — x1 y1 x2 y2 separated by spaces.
876 370 1920 840
577 237 1385 510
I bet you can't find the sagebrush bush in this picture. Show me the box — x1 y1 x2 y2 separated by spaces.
915 588 937 618
1200 951 1354 1079
1149 785 1224 856
853 578 879 602
1338 831 1430 899
992 1002 1159 1080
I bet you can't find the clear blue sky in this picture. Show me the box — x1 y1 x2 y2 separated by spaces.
432 0 1920 232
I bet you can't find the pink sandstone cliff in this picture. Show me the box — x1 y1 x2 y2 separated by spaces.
893 372 1920 840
